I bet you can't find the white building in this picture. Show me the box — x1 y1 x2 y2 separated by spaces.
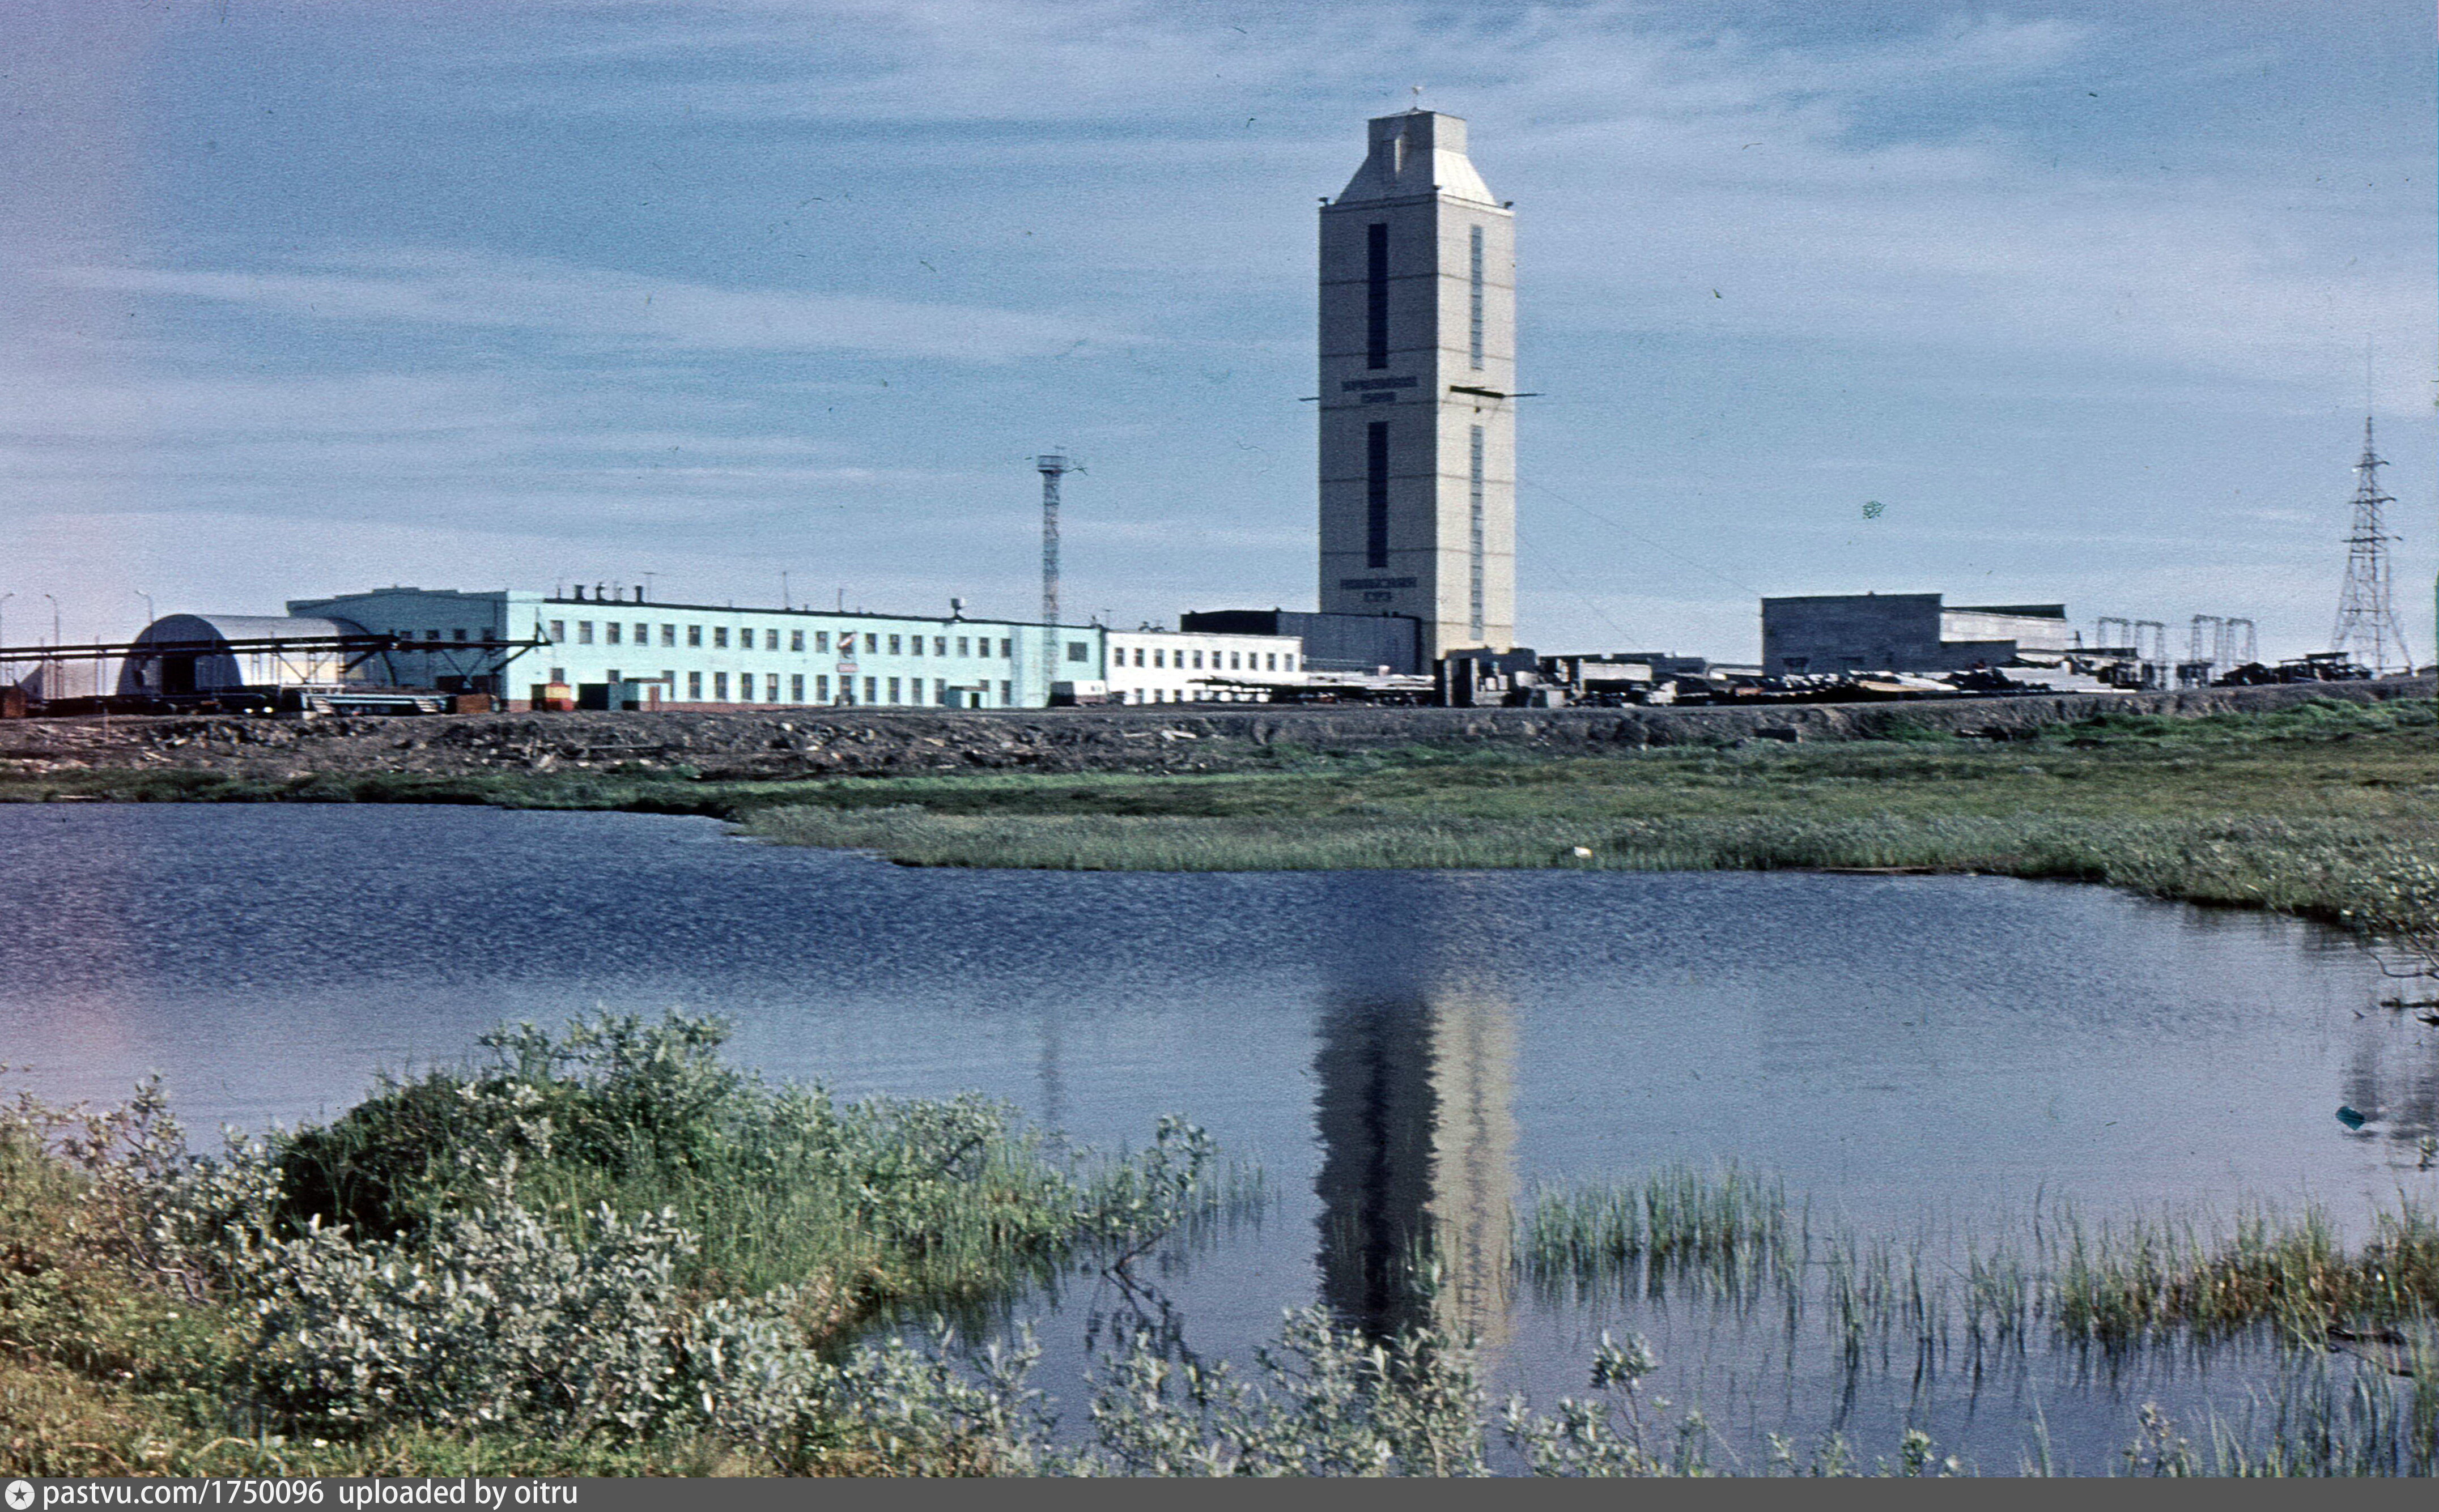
1103 628 1302 705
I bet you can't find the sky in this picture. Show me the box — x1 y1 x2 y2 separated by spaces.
2 0 2432 663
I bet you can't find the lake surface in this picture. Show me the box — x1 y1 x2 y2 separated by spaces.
3 803 2434 1471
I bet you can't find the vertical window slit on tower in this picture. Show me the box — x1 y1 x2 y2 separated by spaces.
1365 223 1390 369
1366 421 1391 569
1469 425 1486 638
1469 225 1485 370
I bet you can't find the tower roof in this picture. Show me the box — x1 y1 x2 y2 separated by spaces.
1334 110 1497 206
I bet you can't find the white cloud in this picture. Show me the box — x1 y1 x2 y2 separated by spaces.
48 249 1129 363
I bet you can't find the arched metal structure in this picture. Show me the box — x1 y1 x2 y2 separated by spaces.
116 614 368 696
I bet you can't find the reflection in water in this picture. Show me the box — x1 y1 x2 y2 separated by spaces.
2338 1020 2439 1166
1311 879 1518 1347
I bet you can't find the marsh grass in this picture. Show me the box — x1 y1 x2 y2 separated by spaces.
1519 1169 2439 1371
1520 1164 1794 1306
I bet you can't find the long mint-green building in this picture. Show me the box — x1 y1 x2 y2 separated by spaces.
284 587 1103 709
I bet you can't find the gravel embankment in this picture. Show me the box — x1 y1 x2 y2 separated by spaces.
2 678 2428 783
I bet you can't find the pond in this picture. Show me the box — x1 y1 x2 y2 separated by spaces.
3 803 2433 1471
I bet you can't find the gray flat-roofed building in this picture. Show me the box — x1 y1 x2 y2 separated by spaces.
1762 594 2072 675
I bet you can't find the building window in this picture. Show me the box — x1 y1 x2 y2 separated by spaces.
1469 424 1487 640
549 621 565 642
1066 641 1087 663
605 623 622 645
998 639 1010 658
816 631 830 653
1365 221 1389 369
1191 650 1204 670
606 668 622 684
1135 648 1146 667
933 636 947 655
791 673 804 701
911 636 925 657
453 627 469 642
687 624 702 647
766 673 779 700
713 672 729 700
1230 653 1240 670
888 634 902 655
425 629 441 641
548 666 566 684
661 668 675 692
1366 420 1390 569
1000 680 1011 702
815 674 829 701
661 624 675 646
687 671 702 700
791 630 805 652
1468 224 1485 370
887 676 901 703
713 627 728 649
864 676 877 702
1153 649 1164 668
632 622 647 644
577 621 594 644
957 637 970 656
1286 654 1297 670
1266 654 1277 671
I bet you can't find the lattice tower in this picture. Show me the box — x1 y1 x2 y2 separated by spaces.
2331 418 2412 673
1036 454 1074 684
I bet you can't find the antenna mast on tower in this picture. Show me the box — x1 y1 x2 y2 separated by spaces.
2331 417 2412 674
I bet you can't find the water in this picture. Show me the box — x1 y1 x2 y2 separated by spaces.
3 803 2434 1471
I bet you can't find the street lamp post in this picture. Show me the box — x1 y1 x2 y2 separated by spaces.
135 590 155 628
41 594 60 702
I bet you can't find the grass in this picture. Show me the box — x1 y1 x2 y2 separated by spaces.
269 1013 1238 1338
0 1014 1238 1476
726 698 2439 934
11 697 2439 931
1518 1166 2439 1356
10 1068 2437 1475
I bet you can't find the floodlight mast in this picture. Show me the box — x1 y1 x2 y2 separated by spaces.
1036 453 1078 695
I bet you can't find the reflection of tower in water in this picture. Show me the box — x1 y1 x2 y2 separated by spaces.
1311 906 1517 1345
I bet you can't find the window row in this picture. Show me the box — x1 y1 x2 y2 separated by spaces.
1117 647 1295 672
543 621 1014 658
673 672 1008 706
542 670 1015 706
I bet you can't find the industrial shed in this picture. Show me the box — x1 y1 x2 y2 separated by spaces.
116 614 368 696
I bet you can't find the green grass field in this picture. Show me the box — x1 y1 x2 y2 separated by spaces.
11 697 2439 932
737 698 2439 933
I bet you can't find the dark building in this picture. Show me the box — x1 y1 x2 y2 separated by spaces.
1761 593 2072 675
1181 609 1424 675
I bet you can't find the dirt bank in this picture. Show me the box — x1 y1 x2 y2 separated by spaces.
2 678 2429 784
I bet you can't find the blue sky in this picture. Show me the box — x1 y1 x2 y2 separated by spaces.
3 0 2430 662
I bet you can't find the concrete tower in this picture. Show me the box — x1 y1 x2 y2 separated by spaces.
1318 110 1516 658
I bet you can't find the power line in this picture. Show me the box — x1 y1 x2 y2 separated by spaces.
1519 477 1765 598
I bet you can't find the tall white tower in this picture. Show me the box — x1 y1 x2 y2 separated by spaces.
1318 110 1516 659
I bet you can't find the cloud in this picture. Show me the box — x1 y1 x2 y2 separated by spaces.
48 249 1129 363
